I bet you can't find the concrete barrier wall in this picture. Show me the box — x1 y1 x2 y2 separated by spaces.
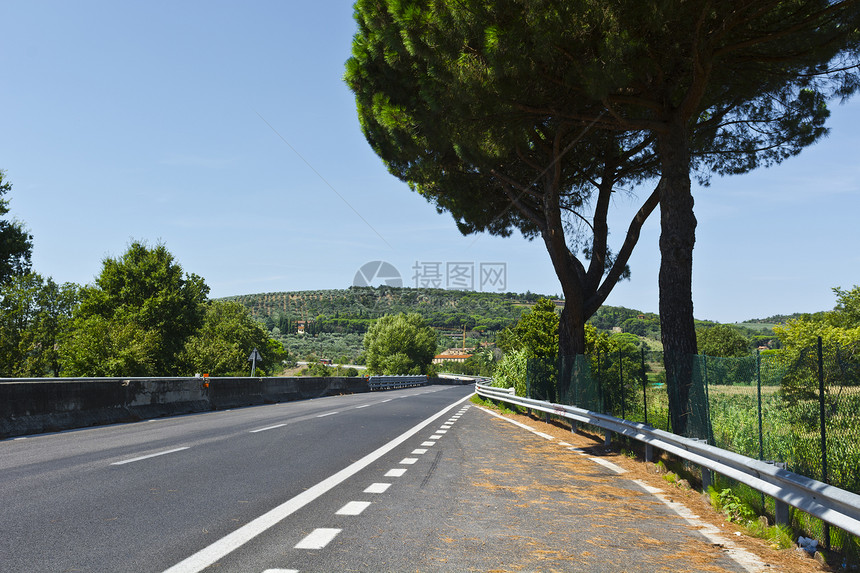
0 376 372 439
0 375 477 439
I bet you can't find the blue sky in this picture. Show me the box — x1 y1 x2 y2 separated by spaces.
2 1 858 323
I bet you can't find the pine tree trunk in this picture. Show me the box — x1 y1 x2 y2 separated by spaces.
658 118 698 436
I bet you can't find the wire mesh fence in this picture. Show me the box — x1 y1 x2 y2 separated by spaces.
523 339 860 498
522 339 860 552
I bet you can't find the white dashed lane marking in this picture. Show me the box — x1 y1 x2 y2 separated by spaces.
364 483 391 494
262 401 469 571
295 528 341 550
250 424 287 433
336 501 372 516
162 394 474 573
111 447 190 466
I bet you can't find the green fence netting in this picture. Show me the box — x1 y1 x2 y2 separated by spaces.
522 343 860 498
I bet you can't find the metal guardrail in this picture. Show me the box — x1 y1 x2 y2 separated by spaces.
476 383 860 538
367 375 429 391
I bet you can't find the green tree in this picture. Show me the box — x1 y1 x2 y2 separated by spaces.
773 286 860 417
60 241 209 376
493 347 528 396
347 0 859 435
775 286 860 351
0 273 78 376
0 170 33 283
510 298 559 360
829 285 860 328
346 2 660 359
180 300 287 376
696 325 750 358
363 312 437 374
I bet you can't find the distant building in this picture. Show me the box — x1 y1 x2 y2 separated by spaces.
432 348 474 364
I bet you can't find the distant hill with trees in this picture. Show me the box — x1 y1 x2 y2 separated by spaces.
220 287 543 363
222 287 541 334
222 287 805 363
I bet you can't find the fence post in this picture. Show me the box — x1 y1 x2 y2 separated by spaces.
756 350 767 511
757 351 764 462
641 349 648 427
619 349 626 420
818 336 830 550
526 358 531 417
597 350 604 414
702 353 713 444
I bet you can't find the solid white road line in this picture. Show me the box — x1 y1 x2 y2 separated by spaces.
589 457 627 474
111 447 190 466
295 528 341 550
364 483 391 494
630 480 766 572
161 392 474 573
336 501 371 516
250 424 287 433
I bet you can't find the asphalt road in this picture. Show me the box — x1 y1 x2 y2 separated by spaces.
1 384 767 572
0 384 473 572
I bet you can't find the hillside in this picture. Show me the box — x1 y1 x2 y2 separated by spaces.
220 287 544 362
222 287 542 333
221 287 790 362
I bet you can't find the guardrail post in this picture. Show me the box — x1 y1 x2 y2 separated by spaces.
775 499 789 526
701 466 712 493
691 439 712 492
604 429 612 447
571 420 578 433
645 443 654 463
765 461 790 526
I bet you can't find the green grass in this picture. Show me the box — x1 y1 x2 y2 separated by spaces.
470 394 519 415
